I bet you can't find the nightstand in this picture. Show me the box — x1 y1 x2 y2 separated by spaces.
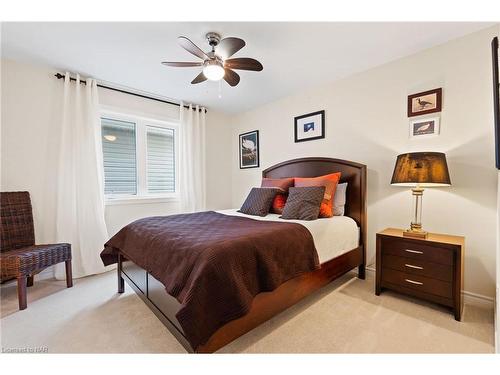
376 228 464 321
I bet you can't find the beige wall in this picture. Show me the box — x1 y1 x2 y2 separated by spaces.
1 59 62 244
230 26 499 298
0 59 233 242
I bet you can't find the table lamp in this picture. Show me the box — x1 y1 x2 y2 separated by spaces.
390 152 451 238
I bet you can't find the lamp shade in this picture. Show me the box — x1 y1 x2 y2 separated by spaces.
391 152 451 187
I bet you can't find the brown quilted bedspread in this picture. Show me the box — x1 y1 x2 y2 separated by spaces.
100 211 319 349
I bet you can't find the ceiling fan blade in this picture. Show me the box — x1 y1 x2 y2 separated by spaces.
178 36 209 60
224 58 263 71
161 61 204 67
223 68 240 87
191 71 207 84
216 37 245 59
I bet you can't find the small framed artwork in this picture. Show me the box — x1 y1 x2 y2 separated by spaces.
239 130 259 169
409 117 440 139
491 37 499 169
294 110 325 143
407 88 442 117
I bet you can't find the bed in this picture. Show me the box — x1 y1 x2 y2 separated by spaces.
102 157 366 353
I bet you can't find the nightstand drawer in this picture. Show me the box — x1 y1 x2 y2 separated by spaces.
381 268 452 299
382 238 453 265
382 254 453 282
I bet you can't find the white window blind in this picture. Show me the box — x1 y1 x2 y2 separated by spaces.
100 113 179 201
101 118 137 195
147 126 175 193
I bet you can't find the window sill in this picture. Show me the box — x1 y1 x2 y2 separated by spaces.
105 195 180 206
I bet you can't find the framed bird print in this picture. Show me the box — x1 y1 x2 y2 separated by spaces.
239 130 259 169
409 116 440 139
407 88 442 117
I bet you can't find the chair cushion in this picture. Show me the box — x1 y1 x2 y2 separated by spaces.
0 243 71 279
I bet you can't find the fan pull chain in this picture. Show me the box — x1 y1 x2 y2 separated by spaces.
218 80 222 99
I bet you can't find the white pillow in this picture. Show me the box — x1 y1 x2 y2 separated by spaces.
333 182 347 216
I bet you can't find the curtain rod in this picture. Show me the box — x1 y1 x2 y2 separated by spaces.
54 73 207 113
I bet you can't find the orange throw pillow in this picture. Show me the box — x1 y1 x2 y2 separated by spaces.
271 193 287 214
294 172 341 217
261 177 294 214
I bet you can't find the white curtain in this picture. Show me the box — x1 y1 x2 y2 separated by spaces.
54 73 109 279
179 102 206 213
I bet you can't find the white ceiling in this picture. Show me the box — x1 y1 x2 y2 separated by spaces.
1 22 494 113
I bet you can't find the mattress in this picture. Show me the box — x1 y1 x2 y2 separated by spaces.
218 209 359 264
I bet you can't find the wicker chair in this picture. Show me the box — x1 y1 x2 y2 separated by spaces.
0 191 73 310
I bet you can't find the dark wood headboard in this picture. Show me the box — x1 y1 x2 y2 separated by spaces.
262 157 367 249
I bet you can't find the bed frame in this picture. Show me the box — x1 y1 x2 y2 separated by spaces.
116 157 367 353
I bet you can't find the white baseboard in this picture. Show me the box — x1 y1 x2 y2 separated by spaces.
462 290 495 308
365 266 494 308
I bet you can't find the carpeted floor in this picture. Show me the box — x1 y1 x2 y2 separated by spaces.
0 270 494 353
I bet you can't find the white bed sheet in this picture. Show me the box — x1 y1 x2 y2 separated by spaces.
218 209 359 264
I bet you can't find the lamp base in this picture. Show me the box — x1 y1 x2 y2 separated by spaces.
403 229 428 239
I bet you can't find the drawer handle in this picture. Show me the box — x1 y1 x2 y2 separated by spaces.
405 264 424 270
405 279 423 286
405 249 423 254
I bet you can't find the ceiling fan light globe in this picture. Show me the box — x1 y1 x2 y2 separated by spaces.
203 62 225 81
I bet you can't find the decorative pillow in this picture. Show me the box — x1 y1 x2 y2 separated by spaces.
238 187 281 217
294 172 341 218
333 182 348 216
261 177 294 214
280 186 326 221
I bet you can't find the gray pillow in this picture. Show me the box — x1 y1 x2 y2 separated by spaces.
333 182 348 216
280 186 326 221
238 187 281 216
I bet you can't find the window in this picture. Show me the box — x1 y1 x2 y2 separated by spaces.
102 118 137 195
146 126 175 194
101 112 179 201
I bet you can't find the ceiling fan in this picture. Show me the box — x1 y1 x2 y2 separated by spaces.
161 32 263 87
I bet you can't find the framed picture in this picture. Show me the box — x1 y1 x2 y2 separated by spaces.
409 116 440 139
407 88 442 117
239 130 259 169
294 110 325 142
492 37 499 169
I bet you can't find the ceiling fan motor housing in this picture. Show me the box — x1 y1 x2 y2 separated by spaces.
206 32 221 49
